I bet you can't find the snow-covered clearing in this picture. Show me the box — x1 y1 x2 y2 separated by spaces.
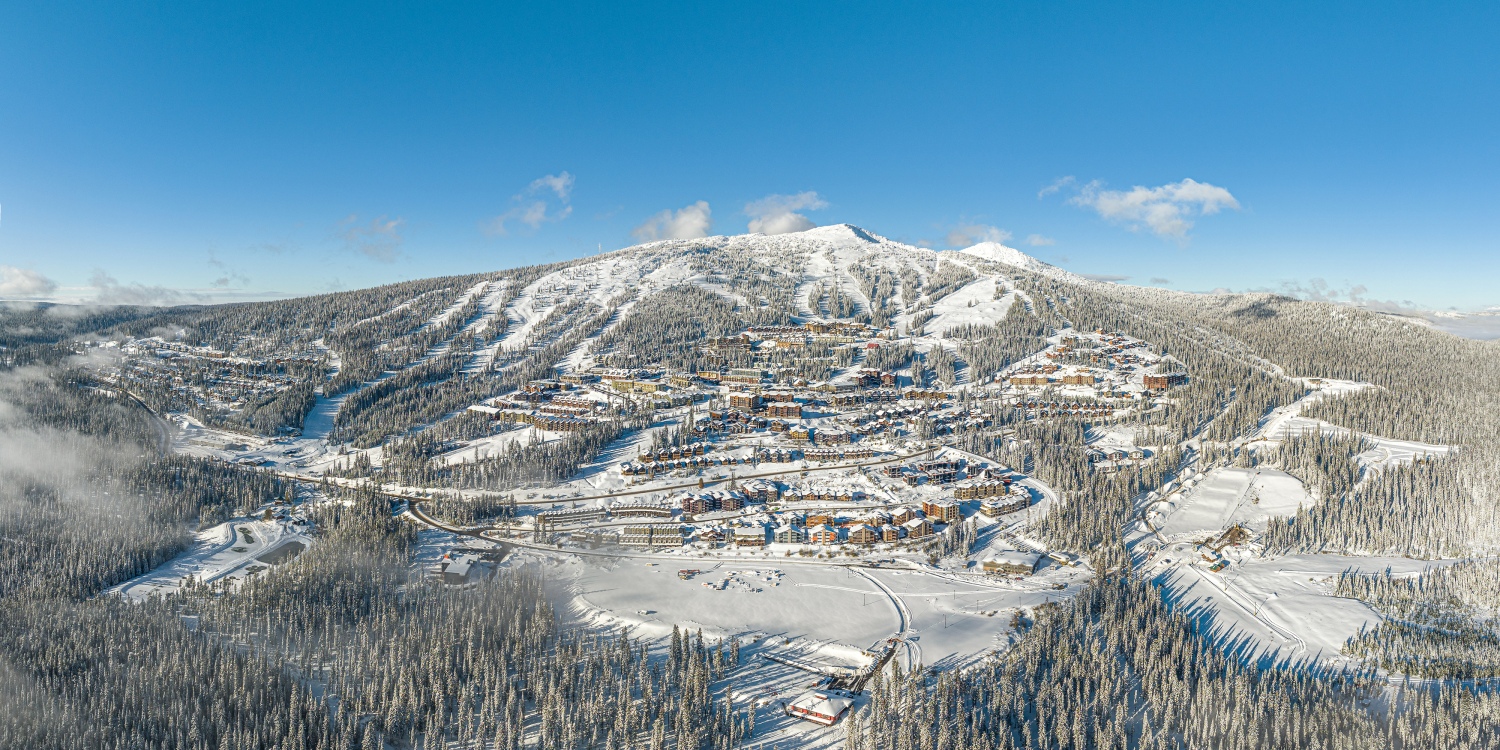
1150 467 1313 540
344 289 445 331
435 425 537 465
301 391 344 443
569 557 899 647
923 278 1013 337
560 555 1085 674
870 566 1086 670
1154 554 1456 667
300 339 343 442
555 295 638 375
427 279 492 329
793 249 871 319
109 518 311 601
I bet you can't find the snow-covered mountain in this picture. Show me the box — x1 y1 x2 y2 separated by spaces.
499 223 1083 336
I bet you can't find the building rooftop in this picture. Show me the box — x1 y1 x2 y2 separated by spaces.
787 691 854 726
985 551 1042 567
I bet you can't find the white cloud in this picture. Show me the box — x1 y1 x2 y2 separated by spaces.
0 266 57 298
487 171 575 235
946 224 1011 247
88 270 200 306
1080 273 1130 283
1025 234 1056 247
745 191 827 235
1068 178 1239 239
1038 176 1076 198
527 171 574 200
632 201 712 241
339 214 405 262
489 201 576 236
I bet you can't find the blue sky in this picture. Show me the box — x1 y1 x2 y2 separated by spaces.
1 2 1496 310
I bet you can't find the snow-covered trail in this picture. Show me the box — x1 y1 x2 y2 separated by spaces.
301 339 341 442
793 253 826 318
489 255 654 361
309 280 504 442
424 279 493 330
344 294 426 331
491 274 558 356
401 278 504 366
792 248 879 320
459 279 515 375
922 277 1013 337
1244 379 1451 469
555 296 639 374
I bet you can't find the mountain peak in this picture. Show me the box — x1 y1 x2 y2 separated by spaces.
959 241 1077 280
793 223 885 244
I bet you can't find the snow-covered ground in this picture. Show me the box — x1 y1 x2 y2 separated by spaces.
568 557 899 648
923 278 1014 338
1264 416 1451 469
1153 554 1456 667
1131 374 1464 670
435 425 538 465
1248 379 1451 469
1150 467 1313 540
560 554 1086 674
109 518 311 601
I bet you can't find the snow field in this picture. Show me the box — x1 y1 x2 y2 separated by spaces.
922 277 1014 338
1151 467 1313 539
1154 554 1456 666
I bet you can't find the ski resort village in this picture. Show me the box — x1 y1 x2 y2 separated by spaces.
63 225 1493 747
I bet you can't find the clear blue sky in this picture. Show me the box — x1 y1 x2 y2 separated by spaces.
1 2 1496 309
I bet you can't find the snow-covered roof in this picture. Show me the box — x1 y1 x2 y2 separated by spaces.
788 691 854 725
984 551 1042 568
445 554 480 577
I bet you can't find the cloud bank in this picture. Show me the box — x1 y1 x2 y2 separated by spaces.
633 201 712 241
0 266 58 298
745 192 827 234
88 271 200 307
207 251 250 288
